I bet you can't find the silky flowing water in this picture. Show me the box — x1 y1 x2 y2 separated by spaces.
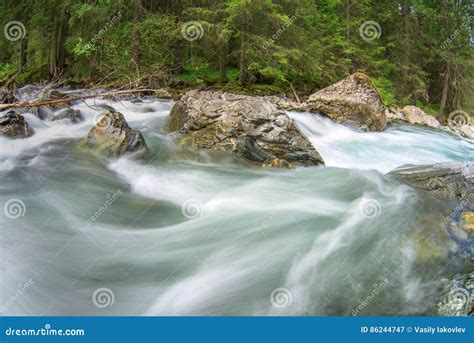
1 96 473 315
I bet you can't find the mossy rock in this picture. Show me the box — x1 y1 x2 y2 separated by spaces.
84 111 148 157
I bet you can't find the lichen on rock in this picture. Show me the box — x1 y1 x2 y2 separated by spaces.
0 111 33 139
84 111 148 157
166 90 324 167
306 72 387 131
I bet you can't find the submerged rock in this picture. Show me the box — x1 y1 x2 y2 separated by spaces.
0 112 33 138
166 90 324 167
84 111 148 157
13 85 82 122
386 106 406 122
437 271 473 316
401 106 440 128
450 124 474 141
306 72 387 131
387 162 473 201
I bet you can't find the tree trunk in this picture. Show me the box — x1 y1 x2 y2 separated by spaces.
172 41 184 74
239 32 245 86
132 0 143 66
219 41 227 83
49 11 59 78
439 0 451 118
49 8 69 79
439 65 450 117
19 38 27 73
399 0 411 100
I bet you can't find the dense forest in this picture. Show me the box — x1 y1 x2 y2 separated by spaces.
1 0 473 118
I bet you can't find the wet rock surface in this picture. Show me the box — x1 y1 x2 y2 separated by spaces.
84 111 148 157
13 85 82 122
401 106 441 128
0 111 33 138
167 90 325 167
387 162 473 202
437 270 473 316
306 73 387 131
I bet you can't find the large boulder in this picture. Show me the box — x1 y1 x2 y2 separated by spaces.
0 112 33 138
387 162 473 202
167 90 324 167
401 106 440 128
306 73 387 131
84 111 148 157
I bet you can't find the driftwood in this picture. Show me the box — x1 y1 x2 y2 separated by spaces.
0 88 158 111
289 83 301 104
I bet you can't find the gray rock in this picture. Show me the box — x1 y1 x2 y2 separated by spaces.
84 111 148 157
306 73 387 131
401 106 441 128
0 111 33 138
450 124 474 141
387 162 473 201
13 85 82 122
166 90 324 167
386 106 406 122
437 270 473 316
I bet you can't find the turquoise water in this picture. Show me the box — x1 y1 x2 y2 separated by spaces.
0 97 472 315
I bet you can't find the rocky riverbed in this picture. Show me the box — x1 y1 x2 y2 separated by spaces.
0 75 472 316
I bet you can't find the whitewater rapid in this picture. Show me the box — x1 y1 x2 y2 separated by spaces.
0 96 472 316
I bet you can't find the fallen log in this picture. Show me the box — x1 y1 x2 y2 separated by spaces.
0 88 158 111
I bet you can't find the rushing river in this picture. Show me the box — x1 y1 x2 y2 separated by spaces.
1 96 473 315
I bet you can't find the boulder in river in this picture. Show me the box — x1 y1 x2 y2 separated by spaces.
306 72 387 131
166 90 325 167
401 106 440 128
84 111 148 157
0 112 33 138
387 162 473 202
